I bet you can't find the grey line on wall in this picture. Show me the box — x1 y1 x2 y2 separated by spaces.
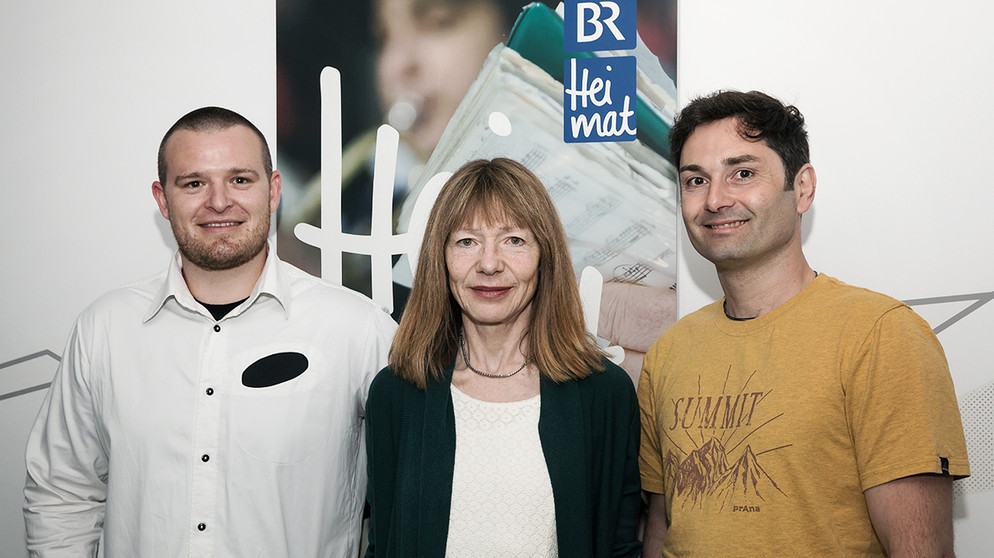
0 350 60 402
905 291 994 335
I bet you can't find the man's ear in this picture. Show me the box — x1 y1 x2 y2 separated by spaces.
268 170 282 215
794 163 816 215
152 181 170 220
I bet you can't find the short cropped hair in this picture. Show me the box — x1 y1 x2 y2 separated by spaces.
669 90 809 189
389 157 605 389
157 106 272 185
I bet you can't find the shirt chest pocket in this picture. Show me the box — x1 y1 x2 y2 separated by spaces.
228 349 336 464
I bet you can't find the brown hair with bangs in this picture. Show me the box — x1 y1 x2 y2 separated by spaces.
389 157 606 389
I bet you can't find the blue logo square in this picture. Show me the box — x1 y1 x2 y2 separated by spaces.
563 0 637 52
564 56 637 143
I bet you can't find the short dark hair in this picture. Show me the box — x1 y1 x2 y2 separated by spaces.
157 106 272 185
669 90 809 189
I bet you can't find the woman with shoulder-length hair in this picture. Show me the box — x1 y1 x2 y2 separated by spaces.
364 157 641 557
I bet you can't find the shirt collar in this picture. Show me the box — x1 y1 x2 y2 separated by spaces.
143 242 291 323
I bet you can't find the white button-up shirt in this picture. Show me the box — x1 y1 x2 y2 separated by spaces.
24 247 397 557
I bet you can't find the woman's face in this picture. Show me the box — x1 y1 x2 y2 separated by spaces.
375 0 506 162
445 214 540 329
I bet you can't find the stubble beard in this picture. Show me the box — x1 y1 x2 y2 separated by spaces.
691 223 796 273
172 213 271 272
687 229 755 271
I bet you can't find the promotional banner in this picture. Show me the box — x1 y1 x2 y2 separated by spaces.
275 0 679 378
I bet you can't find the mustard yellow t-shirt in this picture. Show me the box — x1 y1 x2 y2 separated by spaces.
638 274 969 557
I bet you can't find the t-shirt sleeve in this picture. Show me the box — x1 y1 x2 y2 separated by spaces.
638 339 666 494
846 306 970 490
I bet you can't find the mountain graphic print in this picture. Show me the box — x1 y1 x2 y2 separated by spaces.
664 368 790 512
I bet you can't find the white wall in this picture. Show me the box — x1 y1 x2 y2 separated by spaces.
1 0 991 555
676 1 994 552
0 1 274 554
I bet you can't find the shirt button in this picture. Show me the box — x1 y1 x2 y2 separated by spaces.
213 325 221 332
206 387 214 396
197 523 206 531
201 454 210 462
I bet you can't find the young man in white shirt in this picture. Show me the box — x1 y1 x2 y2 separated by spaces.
24 106 397 557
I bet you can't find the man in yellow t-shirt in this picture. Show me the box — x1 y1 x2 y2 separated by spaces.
638 90 969 557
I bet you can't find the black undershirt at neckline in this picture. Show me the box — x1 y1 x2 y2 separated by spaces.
723 271 819 321
197 297 249 321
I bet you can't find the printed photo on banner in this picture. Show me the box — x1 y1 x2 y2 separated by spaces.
275 0 678 379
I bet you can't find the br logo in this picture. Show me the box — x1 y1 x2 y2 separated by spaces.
564 0 637 52
562 0 637 144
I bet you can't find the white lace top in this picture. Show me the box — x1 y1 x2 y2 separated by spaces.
445 385 558 557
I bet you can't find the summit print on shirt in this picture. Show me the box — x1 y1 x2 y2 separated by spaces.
664 368 789 512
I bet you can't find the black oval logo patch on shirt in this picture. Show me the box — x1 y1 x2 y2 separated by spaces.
242 352 309 388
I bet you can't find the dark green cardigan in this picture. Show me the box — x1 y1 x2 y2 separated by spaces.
364 358 642 557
